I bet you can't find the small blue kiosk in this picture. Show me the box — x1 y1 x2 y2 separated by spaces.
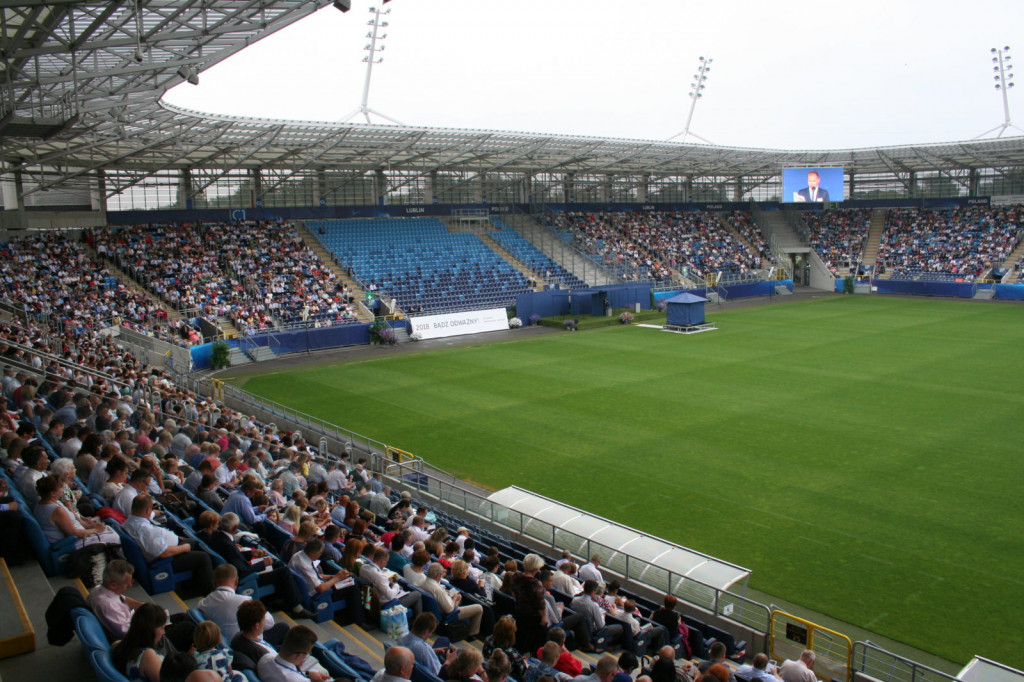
663 292 717 334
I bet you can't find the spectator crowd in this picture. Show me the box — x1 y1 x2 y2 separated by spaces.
544 211 770 282
877 206 1021 279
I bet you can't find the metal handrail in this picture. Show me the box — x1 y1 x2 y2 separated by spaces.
851 641 958 682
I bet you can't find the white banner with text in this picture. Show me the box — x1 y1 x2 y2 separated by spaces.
410 308 510 340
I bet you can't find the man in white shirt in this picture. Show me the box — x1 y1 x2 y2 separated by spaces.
570 580 623 649
553 562 583 596
214 454 242 488
324 462 349 493
113 469 151 517
288 539 365 625
371 645 415 682
197 564 278 642
420 562 483 638
257 625 332 682
736 653 784 682
122 494 213 595
578 555 603 584
359 546 423 617
779 650 817 682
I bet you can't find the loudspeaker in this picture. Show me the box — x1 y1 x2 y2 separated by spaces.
333 0 351 11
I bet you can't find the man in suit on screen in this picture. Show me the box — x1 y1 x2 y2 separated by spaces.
794 171 830 202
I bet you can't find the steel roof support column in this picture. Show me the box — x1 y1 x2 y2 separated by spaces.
968 168 979 197
251 167 262 208
908 171 917 199
91 169 107 213
564 172 575 204
375 169 386 205
314 168 326 207
638 173 649 203
178 168 192 210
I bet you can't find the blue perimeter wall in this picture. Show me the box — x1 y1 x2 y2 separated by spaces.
831 280 1024 300
653 280 793 303
190 323 370 369
516 284 651 321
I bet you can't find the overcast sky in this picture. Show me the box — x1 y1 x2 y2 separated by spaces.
164 0 1024 151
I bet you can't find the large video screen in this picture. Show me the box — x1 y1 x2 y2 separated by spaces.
782 167 844 203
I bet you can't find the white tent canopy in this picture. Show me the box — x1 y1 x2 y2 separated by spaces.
485 486 750 593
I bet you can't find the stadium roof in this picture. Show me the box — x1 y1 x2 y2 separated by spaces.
3 0 1024 197
487 486 751 593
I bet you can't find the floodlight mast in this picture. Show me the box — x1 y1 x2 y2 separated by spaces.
668 56 714 144
340 5 404 125
975 46 1023 139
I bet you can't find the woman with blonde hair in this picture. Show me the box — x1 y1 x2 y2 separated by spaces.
449 559 485 597
277 503 303 536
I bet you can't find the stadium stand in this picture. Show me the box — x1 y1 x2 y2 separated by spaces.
0 268 739 681
487 218 588 289
0 232 187 346
799 208 871 276
542 210 769 282
309 218 534 313
91 221 359 334
876 206 1022 280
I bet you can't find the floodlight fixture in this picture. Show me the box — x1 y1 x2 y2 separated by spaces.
668 55 714 144
340 5 404 124
976 46 1022 138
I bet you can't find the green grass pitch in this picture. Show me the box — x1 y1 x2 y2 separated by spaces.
234 296 1024 667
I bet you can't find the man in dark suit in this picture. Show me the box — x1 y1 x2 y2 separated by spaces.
794 171 829 202
208 512 311 618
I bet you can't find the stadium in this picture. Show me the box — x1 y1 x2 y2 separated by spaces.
0 2 1021 682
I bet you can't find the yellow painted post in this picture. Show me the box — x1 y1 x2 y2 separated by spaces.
769 610 853 682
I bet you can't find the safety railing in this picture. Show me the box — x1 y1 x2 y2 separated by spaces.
377 456 771 633
191 374 390 460
851 641 958 682
771 610 853 682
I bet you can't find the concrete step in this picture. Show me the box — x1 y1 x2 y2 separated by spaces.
0 561 84 682
251 346 277 362
228 347 253 366
974 287 996 300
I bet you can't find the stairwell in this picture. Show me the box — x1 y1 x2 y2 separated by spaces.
295 223 375 323
477 232 546 290
754 209 808 255
859 208 888 270
91 250 186 326
718 211 761 258
504 213 619 287
996 236 1024 282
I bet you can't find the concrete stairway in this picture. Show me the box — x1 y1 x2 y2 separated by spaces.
996 236 1024 281
216 314 243 339
228 346 253 366
476 232 545 290
295 223 374 323
504 213 619 287
717 211 760 257
755 210 806 253
859 208 888 270
90 249 185 326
